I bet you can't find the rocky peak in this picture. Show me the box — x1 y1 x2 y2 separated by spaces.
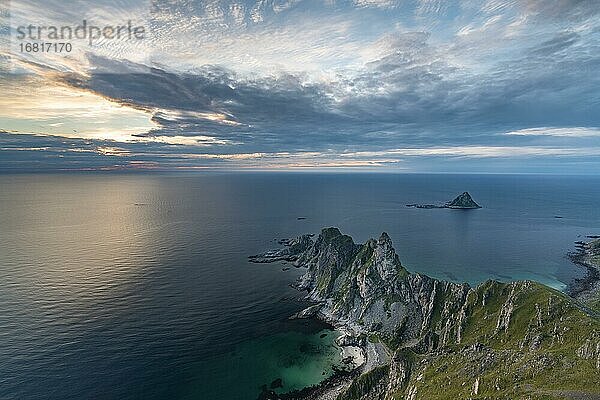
446 192 481 209
310 227 358 259
371 232 407 283
320 227 344 243
251 229 600 399
378 232 392 246
407 191 482 209
294 227 360 298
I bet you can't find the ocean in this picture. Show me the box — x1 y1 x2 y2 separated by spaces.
1 173 599 399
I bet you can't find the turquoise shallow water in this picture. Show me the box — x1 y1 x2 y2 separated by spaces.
180 325 342 399
0 173 599 399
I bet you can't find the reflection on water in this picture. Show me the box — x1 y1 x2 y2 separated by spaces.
0 173 599 399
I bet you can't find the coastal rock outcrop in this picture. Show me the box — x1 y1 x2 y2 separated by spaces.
293 228 471 344
406 191 481 209
249 234 314 263
445 191 481 209
253 228 600 399
568 237 600 312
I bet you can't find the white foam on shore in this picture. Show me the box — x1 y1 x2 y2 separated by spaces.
340 345 365 369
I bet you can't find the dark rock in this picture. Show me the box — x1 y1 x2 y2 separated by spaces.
407 192 481 209
406 203 442 209
567 237 600 302
289 304 323 320
249 234 314 263
257 384 281 400
270 378 283 389
336 334 361 347
446 192 482 209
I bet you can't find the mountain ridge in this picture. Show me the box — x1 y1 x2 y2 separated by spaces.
251 228 600 399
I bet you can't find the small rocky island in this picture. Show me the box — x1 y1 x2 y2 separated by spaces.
406 191 482 209
251 228 599 400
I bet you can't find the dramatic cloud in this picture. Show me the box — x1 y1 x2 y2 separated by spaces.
505 127 600 137
1 0 599 172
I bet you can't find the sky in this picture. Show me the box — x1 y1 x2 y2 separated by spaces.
0 0 599 172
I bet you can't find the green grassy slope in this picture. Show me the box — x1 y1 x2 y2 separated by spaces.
339 281 600 400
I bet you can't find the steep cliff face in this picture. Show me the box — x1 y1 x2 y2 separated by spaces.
252 228 600 399
294 228 469 342
344 280 600 400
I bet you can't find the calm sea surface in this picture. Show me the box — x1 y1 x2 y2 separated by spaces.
1 173 599 399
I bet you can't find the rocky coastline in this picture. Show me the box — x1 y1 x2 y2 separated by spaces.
251 228 600 399
251 230 401 399
254 316 388 400
568 236 600 312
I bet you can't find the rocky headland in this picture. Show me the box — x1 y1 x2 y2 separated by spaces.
406 191 482 209
568 237 600 313
251 228 600 399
